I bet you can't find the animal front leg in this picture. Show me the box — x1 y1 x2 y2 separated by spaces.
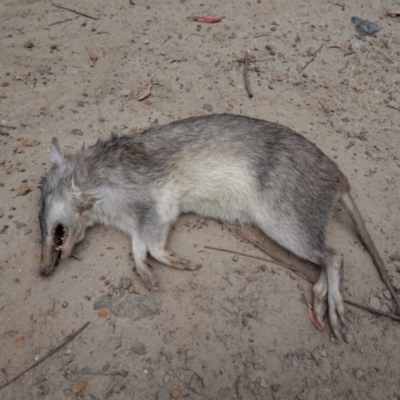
131 235 157 288
145 221 202 271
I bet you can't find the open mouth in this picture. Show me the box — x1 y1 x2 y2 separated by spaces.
53 223 67 263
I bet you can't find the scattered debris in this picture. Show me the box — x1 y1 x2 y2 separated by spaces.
192 15 222 23
0 321 90 390
298 44 323 74
351 17 382 36
21 139 40 146
87 48 98 66
138 80 152 101
50 3 99 20
18 184 30 196
243 51 253 98
71 128 83 136
72 380 86 394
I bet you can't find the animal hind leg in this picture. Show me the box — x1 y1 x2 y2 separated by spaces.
311 245 345 338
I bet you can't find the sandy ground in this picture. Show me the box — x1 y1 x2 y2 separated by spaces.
1 0 400 399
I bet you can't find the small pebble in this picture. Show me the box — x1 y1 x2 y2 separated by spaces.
271 384 281 392
369 296 380 309
343 332 353 344
62 301 68 308
353 369 364 380
18 184 30 196
292 359 300 368
121 276 132 289
383 290 392 300
203 103 213 112
71 128 83 136
72 380 86 393
24 40 34 49
1 82 9 87
259 378 268 389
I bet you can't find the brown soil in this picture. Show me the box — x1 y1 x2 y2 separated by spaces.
1 0 400 399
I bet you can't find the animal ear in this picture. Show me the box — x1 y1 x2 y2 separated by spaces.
50 137 65 166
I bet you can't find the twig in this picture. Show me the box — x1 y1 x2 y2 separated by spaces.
205 245 315 283
386 104 400 113
254 33 270 38
104 377 123 399
0 321 90 391
221 221 282 262
208 239 400 322
235 376 243 400
344 299 400 321
298 44 323 74
0 124 16 129
318 101 330 114
213 327 228 346
70 370 128 377
243 51 253 98
344 51 356 57
49 18 74 26
234 58 271 64
50 3 99 20
338 60 349 72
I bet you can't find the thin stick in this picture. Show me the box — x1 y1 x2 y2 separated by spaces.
243 51 253 98
254 33 270 38
0 124 16 129
205 245 314 283
0 321 90 391
344 299 400 321
104 377 123 399
298 44 323 74
221 221 282 262
338 60 349 72
319 101 330 114
234 58 271 64
49 18 74 26
207 243 400 322
51 3 99 20
386 104 400 113
70 370 127 377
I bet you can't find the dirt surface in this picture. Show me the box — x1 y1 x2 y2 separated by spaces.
1 0 400 399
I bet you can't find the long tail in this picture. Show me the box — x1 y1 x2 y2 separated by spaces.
340 192 400 313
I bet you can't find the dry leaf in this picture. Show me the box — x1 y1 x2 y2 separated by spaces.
40 105 51 113
143 99 153 106
15 336 24 345
18 184 30 196
32 253 40 259
73 380 86 393
170 390 181 398
98 308 108 318
22 139 40 147
305 301 324 331
130 126 138 132
138 80 152 101
87 49 98 65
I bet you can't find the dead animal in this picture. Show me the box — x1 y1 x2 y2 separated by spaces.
38 114 399 338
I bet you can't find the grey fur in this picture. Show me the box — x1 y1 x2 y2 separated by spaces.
38 114 399 338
